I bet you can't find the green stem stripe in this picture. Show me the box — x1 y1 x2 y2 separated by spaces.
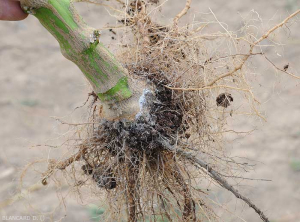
97 77 132 102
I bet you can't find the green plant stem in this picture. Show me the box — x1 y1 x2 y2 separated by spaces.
20 0 132 103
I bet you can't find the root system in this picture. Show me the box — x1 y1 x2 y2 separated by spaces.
32 1 300 222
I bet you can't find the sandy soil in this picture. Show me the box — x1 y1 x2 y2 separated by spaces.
0 0 300 221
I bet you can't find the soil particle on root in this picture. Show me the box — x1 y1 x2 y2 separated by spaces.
216 93 233 108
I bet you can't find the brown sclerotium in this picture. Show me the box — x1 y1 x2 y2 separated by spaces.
216 93 233 108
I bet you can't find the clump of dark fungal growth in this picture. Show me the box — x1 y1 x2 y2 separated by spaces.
150 85 184 137
83 77 185 160
216 93 233 108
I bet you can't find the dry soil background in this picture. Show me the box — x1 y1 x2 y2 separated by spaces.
0 0 300 222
